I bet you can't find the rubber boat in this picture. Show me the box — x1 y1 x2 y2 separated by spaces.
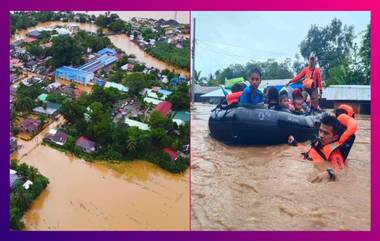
209 104 321 145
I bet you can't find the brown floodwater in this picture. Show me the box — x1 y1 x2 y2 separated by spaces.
12 120 189 230
84 11 189 25
12 18 189 76
191 103 370 230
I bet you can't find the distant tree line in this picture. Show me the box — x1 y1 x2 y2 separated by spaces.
197 18 370 86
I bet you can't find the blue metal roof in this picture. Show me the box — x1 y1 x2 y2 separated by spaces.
97 48 117 56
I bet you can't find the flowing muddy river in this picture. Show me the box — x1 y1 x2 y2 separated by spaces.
12 118 189 230
191 103 370 230
12 19 189 76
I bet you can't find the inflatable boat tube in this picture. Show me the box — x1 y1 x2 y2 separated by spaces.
209 104 321 145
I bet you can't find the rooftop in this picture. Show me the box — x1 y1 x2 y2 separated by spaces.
104 81 129 92
124 118 150 131
323 85 370 101
154 101 173 118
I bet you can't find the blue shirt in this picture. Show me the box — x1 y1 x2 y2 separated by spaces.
239 86 264 105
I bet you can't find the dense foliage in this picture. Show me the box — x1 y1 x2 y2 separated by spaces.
56 86 189 173
10 160 49 230
147 40 190 69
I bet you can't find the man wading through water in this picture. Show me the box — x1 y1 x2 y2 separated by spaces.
288 111 357 183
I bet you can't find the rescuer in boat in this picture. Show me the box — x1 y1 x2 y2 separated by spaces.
239 68 264 105
288 105 357 182
286 52 323 112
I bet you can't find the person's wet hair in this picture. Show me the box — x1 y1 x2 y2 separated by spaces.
279 90 288 97
279 94 288 103
320 114 345 136
267 87 279 104
231 83 246 93
292 88 302 100
247 67 262 79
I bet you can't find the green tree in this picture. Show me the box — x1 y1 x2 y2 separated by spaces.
359 24 370 83
60 101 86 124
166 83 189 111
299 18 354 80
124 73 149 97
51 35 83 67
15 95 34 112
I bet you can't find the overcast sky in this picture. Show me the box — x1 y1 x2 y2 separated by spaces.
192 11 370 77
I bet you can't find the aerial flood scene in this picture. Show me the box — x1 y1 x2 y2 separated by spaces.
191 11 370 230
10 11 190 230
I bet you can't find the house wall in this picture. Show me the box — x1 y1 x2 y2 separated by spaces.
333 101 371 115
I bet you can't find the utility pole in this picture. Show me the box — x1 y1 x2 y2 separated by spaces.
191 17 196 104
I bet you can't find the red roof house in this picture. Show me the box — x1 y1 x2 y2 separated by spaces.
163 147 178 161
154 101 172 118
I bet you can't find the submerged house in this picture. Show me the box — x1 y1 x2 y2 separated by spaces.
10 137 17 153
20 118 41 134
44 129 68 146
55 66 94 85
27 30 41 39
10 170 22 190
75 136 97 153
321 85 371 115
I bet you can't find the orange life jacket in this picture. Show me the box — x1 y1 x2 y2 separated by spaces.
305 113 357 163
226 91 243 105
291 66 322 91
338 104 354 118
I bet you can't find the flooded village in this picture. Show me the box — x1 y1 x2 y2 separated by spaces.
9 11 190 230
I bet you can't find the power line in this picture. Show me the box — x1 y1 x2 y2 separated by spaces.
197 38 289 56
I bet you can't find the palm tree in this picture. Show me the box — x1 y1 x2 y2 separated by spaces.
14 188 30 211
127 138 137 152
193 70 202 85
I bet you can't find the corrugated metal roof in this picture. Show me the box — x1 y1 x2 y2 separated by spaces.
323 85 370 101
124 118 150 130
200 88 228 98
154 101 172 118
144 97 162 105
193 85 219 94
104 82 129 92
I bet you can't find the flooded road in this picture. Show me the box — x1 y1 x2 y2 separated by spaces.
191 103 370 230
12 118 189 230
12 19 189 76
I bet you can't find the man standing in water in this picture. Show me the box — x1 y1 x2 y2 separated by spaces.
288 114 349 182
286 52 323 111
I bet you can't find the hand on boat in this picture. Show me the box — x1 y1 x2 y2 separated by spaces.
288 135 294 144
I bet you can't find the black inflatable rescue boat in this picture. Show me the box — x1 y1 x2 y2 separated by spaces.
209 104 321 145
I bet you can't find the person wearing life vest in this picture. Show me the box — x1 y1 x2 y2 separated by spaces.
286 52 322 111
288 113 355 182
226 83 246 105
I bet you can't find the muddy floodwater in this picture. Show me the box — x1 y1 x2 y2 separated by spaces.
12 20 189 76
191 103 370 230
12 118 189 230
